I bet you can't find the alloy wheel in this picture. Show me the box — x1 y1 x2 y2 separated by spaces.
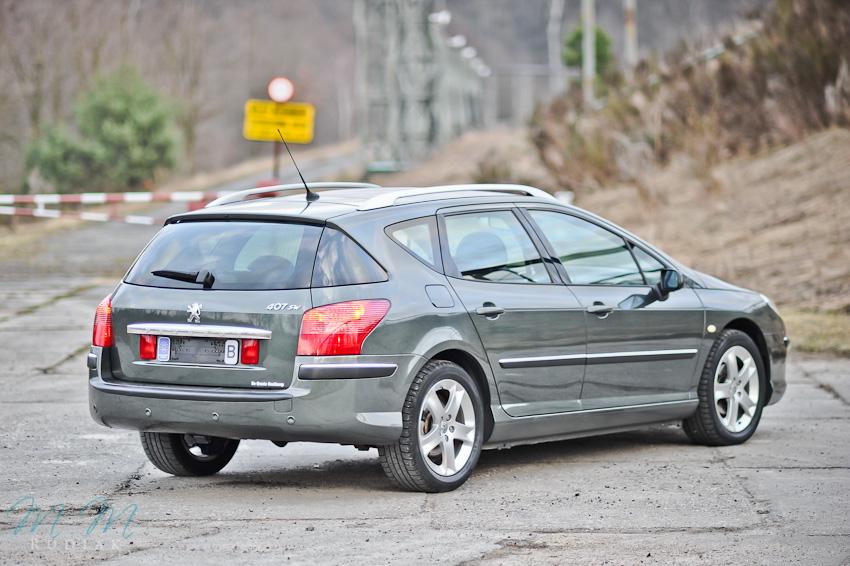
418 378 476 476
713 345 760 433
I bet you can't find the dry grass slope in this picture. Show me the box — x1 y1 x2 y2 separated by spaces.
575 128 850 312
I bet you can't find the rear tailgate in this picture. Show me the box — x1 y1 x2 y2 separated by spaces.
110 285 308 388
107 218 323 389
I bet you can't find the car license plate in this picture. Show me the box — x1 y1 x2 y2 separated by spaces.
166 337 240 365
156 336 171 361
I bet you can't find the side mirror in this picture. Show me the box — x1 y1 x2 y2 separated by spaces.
661 269 684 292
655 269 684 300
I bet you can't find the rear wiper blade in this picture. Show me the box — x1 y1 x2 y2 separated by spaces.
151 269 197 283
151 269 215 289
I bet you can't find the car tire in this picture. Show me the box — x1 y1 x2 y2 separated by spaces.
140 432 239 476
379 360 484 492
683 329 767 446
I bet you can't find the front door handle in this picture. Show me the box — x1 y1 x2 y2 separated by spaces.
586 303 614 317
475 304 505 319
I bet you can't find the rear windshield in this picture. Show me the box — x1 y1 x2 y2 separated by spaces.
125 221 322 290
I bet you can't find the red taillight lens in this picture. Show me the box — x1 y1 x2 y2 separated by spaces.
241 339 259 365
139 335 156 360
92 296 113 347
297 299 390 356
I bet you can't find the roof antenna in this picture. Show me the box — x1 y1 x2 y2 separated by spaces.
277 128 317 202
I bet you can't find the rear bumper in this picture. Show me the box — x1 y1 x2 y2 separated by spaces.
88 348 422 445
89 376 293 402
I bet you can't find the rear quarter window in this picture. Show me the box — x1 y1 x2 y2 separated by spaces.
125 221 322 290
385 216 442 271
311 227 388 287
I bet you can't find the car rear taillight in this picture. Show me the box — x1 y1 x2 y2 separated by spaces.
139 335 156 360
241 339 259 365
297 299 390 356
92 296 114 347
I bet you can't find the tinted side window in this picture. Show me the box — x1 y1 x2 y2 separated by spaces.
386 216 441 271
312 228 387 287
632 245 665 285
528 210 644 285
443 210 550 284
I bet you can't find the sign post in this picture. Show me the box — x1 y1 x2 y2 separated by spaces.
243 77 315 179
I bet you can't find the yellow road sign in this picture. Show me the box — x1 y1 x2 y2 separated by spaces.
243 99 315 144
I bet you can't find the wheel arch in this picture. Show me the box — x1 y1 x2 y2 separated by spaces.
428 348 495 441
723 317 772 395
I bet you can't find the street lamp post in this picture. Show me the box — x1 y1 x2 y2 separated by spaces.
581 0 596 108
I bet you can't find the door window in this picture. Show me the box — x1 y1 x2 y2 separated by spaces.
443 210 550 284
631 245 665 285
528 210 645 286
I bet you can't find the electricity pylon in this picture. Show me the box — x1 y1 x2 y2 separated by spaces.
354 0 487 171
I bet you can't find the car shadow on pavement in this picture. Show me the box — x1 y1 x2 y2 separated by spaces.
475 425 691 473
141 425 691 492
188 458 392 492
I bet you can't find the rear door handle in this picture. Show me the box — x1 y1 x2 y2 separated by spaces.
586 303 614 317
475 305 505 318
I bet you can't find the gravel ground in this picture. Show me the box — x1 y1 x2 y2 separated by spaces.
0 179 848 565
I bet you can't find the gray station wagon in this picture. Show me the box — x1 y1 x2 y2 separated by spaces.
88 182 788 492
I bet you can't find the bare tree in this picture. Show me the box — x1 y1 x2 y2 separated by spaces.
157 2 216 173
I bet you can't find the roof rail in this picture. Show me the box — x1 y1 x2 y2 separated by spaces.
205 182 380 208
357 184 558 210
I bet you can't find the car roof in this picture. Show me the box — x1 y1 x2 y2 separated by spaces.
163 181 682 269
166 183 563 224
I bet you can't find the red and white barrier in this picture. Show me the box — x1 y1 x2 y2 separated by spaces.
0 186 300 225
0 206 161 225
0 190 233 206
0 189 239 225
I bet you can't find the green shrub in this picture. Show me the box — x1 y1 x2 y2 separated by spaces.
27 67 177 193
562 26 614 76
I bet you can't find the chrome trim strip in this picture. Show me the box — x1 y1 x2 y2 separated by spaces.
586 349 698 359
502 398 698 419
127 323 271 340
132 361 266 371
499 354 585 369
499 348 698 369
298 363 398 380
